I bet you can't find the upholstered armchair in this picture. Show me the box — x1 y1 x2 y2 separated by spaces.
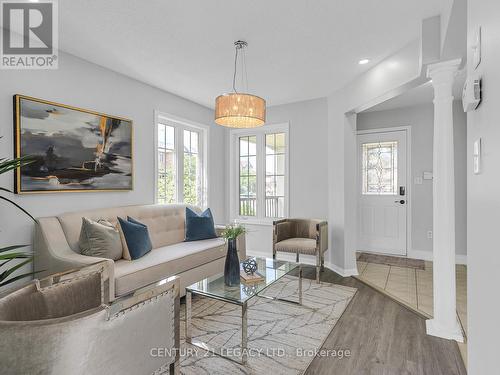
0 262 180 375
273 219 328 283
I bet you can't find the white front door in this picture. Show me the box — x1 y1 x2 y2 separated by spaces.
357 129 408 255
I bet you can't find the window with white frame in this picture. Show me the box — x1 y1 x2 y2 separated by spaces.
231 124 289 221
265 133 286 218
156 114 207 207
239 135 257 216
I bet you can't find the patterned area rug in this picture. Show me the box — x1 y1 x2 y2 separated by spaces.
174 275 356 375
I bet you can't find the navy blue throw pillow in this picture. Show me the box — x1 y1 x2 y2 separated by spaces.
185 207 217 242
117 217 152 260
127 216 147 227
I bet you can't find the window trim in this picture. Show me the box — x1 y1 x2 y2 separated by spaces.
154 110 209 208
229 122 290 224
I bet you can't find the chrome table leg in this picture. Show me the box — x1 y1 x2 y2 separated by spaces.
185 291 192 343
242 302 248 364
299 264 303 305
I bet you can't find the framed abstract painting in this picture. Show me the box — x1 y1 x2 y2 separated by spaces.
13 95 133 193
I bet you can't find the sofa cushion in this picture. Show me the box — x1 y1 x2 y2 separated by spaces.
114 237 226 296
185 207 217 241
275 238 317 255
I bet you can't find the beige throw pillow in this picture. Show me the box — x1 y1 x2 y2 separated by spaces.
79 217 123 260
116 221 132 260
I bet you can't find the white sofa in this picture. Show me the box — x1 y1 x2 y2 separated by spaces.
34 204 246 301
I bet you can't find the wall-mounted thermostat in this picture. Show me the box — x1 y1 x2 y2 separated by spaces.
462 77 481 112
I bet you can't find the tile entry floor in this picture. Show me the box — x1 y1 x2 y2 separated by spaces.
355 257 468 368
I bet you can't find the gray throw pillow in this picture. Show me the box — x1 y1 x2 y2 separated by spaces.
79 217 123 260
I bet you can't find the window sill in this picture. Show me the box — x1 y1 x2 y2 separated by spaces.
233 218 276 226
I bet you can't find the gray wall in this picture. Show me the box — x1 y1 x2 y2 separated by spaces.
266 97 329 219
357 102 467 257
0 51 227 282
467 0 500 372
241 97 329 257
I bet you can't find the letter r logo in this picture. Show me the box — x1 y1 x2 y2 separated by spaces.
2 1 53 54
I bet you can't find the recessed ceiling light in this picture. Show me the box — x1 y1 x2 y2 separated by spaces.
358 59 370 65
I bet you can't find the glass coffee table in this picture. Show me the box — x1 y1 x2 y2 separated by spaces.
185 257 302 364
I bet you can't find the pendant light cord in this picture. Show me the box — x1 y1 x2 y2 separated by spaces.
232 45 239 93
242 47 249 93
232 41 248 94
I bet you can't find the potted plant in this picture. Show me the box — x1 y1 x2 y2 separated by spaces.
0 137 36 287
221 224 246 286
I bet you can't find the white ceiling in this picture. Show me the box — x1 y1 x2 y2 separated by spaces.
59 0 452 108
364 70 466 112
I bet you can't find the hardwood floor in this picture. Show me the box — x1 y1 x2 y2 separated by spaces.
297 266 467 375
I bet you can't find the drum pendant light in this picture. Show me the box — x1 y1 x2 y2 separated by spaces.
215 40 266 128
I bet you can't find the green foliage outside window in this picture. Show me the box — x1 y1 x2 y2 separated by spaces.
183 153 199 205
157 152 176 204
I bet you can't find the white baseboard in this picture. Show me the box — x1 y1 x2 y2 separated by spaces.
407 249 467 265
406 249 433 262
328 262 359 277
426 318 464 342
247 250 359 277
247 249 319 266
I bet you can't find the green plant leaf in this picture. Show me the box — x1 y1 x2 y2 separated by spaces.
0 257 33 282
0 258 17 268
0 252 32 260
0 138 37 287
0 245 29 253
0 196 35 221
0 155 35 174
0 271 39 287
221 224 247 240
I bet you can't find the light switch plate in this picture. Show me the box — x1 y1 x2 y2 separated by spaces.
414 177 423 185
473 138 481 174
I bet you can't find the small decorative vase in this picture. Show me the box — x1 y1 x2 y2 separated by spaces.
224 238 240 286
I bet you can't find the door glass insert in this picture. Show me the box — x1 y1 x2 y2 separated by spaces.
362 141 398 195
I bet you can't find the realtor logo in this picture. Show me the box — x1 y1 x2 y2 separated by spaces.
1 0 58 69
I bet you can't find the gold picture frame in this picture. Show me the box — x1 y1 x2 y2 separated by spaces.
14 94 134 194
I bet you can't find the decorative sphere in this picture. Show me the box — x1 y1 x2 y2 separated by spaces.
242 258 258 275
241 283 258 296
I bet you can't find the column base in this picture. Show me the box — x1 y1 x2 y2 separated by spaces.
426 318 464 342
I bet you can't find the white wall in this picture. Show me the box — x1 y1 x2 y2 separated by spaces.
327 41 428 275
467 0 500 373
266 98 329 219
0 51 227 283
357 102 467 259
326 14 460 275
239 98 329 258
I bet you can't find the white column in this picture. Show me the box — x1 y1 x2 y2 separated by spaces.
426 58 463 342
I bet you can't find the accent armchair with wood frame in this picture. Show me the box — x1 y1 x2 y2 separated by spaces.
273 219 328 283
0 261 180 375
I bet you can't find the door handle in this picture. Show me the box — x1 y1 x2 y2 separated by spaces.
394 200 405 204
